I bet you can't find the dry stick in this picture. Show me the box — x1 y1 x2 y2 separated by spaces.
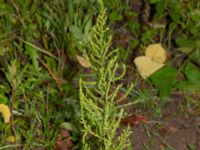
40 60 62 86
10 81 15 137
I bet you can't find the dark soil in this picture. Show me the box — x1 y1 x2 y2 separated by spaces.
130 96 200 150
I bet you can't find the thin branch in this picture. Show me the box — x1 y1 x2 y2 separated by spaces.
40 60 62 86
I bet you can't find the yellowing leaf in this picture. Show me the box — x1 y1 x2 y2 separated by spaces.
134 56 164 79
0 104 11 123
145 43 166 64
76 55 91 68
133 43 167 79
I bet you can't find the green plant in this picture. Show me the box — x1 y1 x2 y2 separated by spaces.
149 66 177 97
42 0 97 56
103 0 129 23
177 62 200 92
79 1 133 149
0 1 84 148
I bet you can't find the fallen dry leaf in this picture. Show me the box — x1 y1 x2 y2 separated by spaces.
54 129 73 150
145 43 167 64
158 127 168 137
0 104 11 123
76 55 90 68
134 56 164 79
134 43 167 79
169 126 178 133
121 114 147 126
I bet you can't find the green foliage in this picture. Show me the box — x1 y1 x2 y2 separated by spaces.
42 0 97 55
103 0 129 23
0 0 200 148
190 48 200 65
177 62 200 92
79 2 132 149
150 66 177 97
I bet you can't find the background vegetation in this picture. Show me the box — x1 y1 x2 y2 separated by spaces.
0 0 200 149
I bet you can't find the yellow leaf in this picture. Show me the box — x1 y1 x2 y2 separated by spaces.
0 104 11 123
76 55 91 68
134 56 164 79
145 43 166 64
133 43 167 79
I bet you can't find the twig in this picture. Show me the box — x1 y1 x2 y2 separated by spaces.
40 60 62 86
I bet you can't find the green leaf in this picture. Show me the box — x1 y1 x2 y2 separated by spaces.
176 81 200 92
109 11 122 23
190 9 200 21
127 22 140 36
169 12 180 23
155 1 167 17
150 66 177 97
150 0 161 4
176 37 196 48
178 47 193 54
0 95 8 104
184 62 200 83
177 62 200 92
190 48 200 65
142 28 157 42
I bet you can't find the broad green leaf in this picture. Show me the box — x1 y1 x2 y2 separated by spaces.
156 1 166 15
127 22 140 36
176 37 196 48
190 9 200 21
154 0 167 20
0 95 8 104
177 62 200 92
176 81 200 92
170 12 180 23
190 48 200 65
150 66 177 97
142 29 157 42
184 62 200 83
178 47 193 54
109 11 122 23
